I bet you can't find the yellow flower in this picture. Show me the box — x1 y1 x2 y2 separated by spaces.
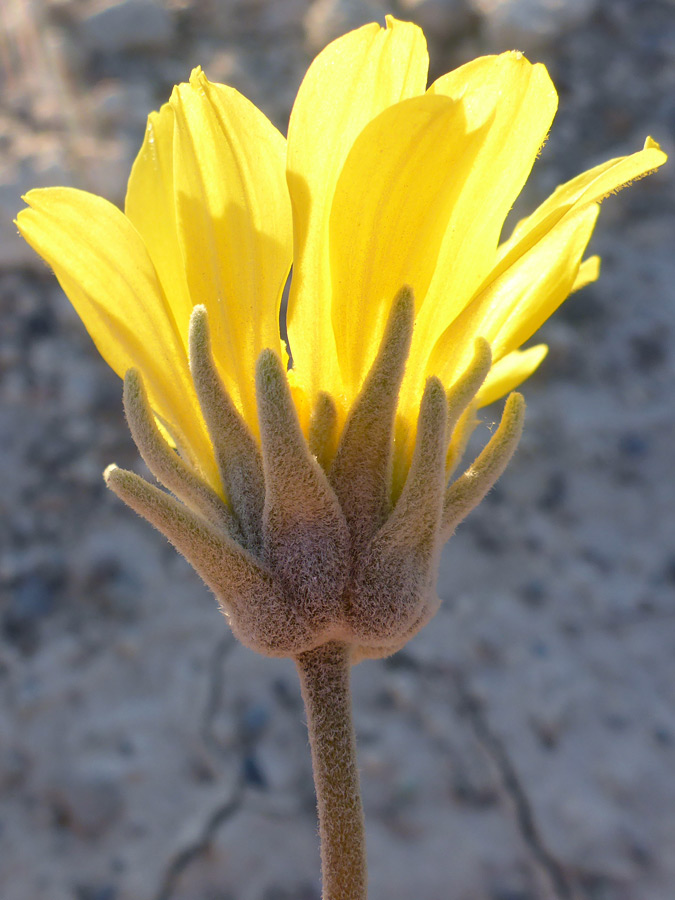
16 17 666 661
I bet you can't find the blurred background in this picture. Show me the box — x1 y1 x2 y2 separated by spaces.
0 1 673 898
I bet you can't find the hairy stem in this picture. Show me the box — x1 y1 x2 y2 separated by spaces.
295 641 367 900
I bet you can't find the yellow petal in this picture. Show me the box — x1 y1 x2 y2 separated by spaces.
286 16 428 409
424 138 665 408
498 137 667 271
476 344 548 407
329 93 478 397
489 204 601 358
403 52 557 415
571 255 600 293
473 252 597 408
426 204 599 387
125 101 193 344
16 187 219 488
423 51 556 311
170 68 292 432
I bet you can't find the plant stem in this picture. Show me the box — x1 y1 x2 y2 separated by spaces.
295 641 367 900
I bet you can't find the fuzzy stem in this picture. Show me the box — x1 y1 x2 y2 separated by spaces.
295 641 367 900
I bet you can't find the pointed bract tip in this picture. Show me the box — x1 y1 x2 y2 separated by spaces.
422 374 446 410
104 465 139 498
256 347 279 368
441 389 527 540
123 367 142 396
255 350 292 429
445 337 492 440
393 283 414 318
372 284 415 366
188 305 211 362
502 391 526 442
473 335 492 360
188 303 208 334
103 463 119 484
255 348 283 392
122 369 149 430
190 302 208 319
504 390 526 421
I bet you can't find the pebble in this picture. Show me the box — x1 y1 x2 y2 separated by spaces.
48 770 125 838
74 885 118 900
2 569 64 654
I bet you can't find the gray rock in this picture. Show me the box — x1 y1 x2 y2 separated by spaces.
80 0 174 54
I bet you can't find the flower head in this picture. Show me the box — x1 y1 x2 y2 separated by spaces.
16 18 666 661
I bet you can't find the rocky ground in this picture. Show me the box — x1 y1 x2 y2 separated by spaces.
1 0 674 898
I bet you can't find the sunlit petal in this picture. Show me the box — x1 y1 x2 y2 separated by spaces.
571 255 601 293
125 101 193 344
171 68 292 431
497 137 667 272
421 52 556 320
402 52 557 413
16 187 219 487
426 204 600 390
286 15 428 409
329 93 476 397
476 344 548 407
